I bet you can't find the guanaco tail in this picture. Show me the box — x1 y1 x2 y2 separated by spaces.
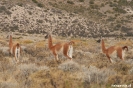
48 34 74 61
8 35 21 63
101 39 128 63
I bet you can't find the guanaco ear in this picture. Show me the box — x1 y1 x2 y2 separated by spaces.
96 36 102 43
44 33 49 39
6 35 9 39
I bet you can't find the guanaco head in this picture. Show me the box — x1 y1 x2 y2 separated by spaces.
96 36 102 43
122 46 128 51
44 33 49 39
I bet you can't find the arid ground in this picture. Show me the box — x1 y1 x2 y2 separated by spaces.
0 31 133 88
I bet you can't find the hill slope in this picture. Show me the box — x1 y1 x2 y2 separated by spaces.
0 0 133 37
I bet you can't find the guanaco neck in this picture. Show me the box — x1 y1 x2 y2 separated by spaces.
48 35 53 49
101 39 107 53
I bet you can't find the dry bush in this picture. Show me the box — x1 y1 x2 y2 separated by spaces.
108 75 123 85
14 63 39 88
24 45 46 57
125 59 133 65
129 66 133 74
0 82 18 88
122 75 133 85
24 46 37 56
21 40 34 44
83 65 116 84
0 47 9 56
13 63 48 88
29 68 83 88
15 64 37 78
0 51 4 59
108 75 133 85
58 61 80 72
113 62 132 75
0 57 15 73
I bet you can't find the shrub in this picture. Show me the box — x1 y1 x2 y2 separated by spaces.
67 1 74 4
0 5 11 15
32 0 38 3
14 64 40 88
10 25 19 32
129 66 133 74
17 63 39 76
113 7 126 14
0 57 14 72
89 0 94 4
24 46 37 56
37 3 44 7
114 62 131 75
0 82 18 88
0 6 6 13
108 75 123 84
58 61 80 72
17 3 23 7
0 47 9 56
101 3 105 7
79 0 84 2
37 19 43 23
82 65 116 84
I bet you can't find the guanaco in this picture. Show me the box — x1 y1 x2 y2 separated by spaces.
8 34 21 63
48 34 74 61
101 39 128 63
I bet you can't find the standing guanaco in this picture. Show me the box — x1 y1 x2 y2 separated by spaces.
48 34 74 61
101 38 128 63
8 34 21 63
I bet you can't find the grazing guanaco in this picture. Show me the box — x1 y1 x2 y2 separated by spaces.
8 34 21 63
48 34 74 61
101 38 128 63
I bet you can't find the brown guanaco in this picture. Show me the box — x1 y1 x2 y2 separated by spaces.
7 34 21 63
48 34 74 61
101 38 128 63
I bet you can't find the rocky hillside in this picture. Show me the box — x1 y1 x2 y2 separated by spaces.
0 0 133 38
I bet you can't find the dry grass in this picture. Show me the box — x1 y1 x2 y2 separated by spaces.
29 68 84 88
35 41 45 48
116 39 133 46
21 39 34 44
0 33 133 88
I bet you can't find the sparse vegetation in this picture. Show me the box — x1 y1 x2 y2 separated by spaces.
67 1 74 4
89 0 94 4
79 0 84 2
32 0 38 3
32 0 44 7
22 40 34 44
0 0 133 88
